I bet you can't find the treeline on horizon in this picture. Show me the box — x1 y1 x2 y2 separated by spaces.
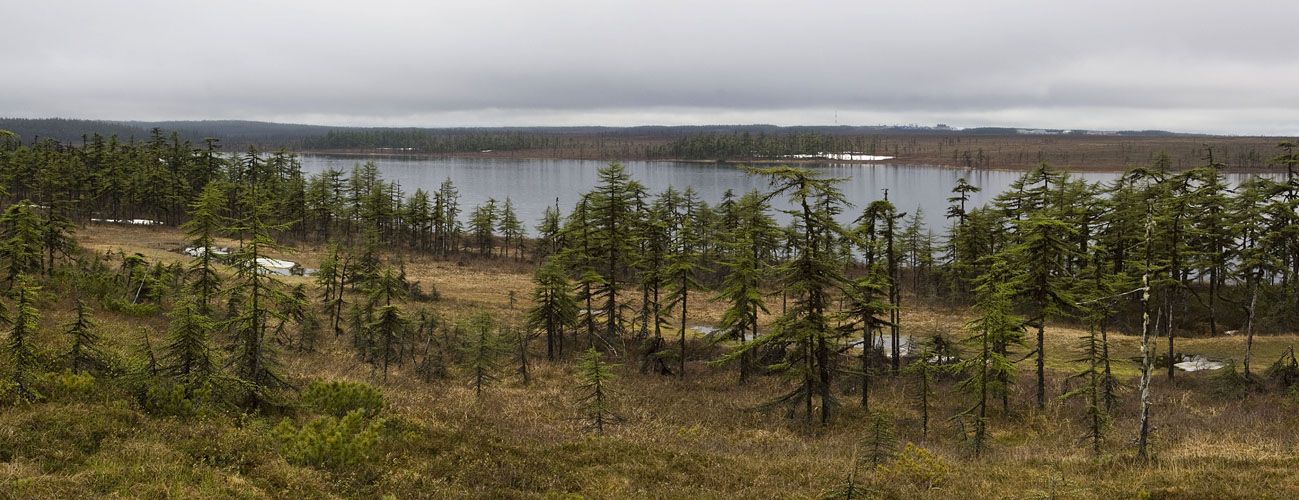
0 117 1189 153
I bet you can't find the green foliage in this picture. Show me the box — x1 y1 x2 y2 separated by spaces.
137 378 222 418
161 298 217 380
576 347 619 435
64 299 109 375
461 312 508 397
731 166 852 428
182 182 227 314
224 148 297 408
51 369 96 395
875 442 948 490
301 379 386 418
952 258 1025 456
271 409 385 470
860 411 898 469
527 257 578 361
100 297 161 317
6 273 43 402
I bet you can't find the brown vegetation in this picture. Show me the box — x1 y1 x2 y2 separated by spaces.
4 224 1295 499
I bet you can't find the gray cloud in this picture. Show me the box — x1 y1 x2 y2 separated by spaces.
3 0 1298 134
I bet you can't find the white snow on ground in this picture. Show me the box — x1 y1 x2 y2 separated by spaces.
181 246 232 258
91 218 163 225
1174 355 1226 372
782 152 895 161
257 257 296 270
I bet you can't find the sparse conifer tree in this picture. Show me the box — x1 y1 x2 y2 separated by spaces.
64 299 107 375
575 347 619 436
6 274 41 401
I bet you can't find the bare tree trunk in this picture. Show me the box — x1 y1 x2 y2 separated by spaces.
1244 277 1260 379
1137 209 1155 462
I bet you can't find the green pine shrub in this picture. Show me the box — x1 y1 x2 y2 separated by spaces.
301 379 386 418
876 442 947 490
271 409 385 469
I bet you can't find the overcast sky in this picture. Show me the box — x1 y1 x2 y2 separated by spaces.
4 0 1298 135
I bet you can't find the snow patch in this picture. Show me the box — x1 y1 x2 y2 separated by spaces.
781 152 895 161
1174 355 1226 372
92 218 162 226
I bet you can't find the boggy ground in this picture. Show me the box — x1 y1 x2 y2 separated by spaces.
2 224 1297 499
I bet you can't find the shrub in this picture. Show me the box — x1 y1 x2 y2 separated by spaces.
137 378 222 418
876 442 947 490
0 379 44 405
101 298 161 318
301 379 385 418
271 409 385 470
52 370 95 397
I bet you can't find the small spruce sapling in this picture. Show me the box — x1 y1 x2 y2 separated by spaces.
575 347 619 435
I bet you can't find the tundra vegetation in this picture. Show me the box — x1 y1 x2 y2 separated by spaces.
1 130 1298 498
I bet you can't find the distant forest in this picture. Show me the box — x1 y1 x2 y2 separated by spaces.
0 117 1281 171
0 117 1182 150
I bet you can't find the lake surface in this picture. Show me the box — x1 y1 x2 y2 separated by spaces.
298 155 1273 233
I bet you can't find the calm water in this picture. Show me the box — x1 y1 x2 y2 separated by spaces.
298 155 1273 233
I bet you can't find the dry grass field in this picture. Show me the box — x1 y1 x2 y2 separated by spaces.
2 224 1298 499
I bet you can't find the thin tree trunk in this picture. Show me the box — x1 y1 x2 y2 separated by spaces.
1244 277 1260 379
1137 208 1155 461
678 286 688 379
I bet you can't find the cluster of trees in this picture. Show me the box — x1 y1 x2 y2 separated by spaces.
299 129 570 153
5 127 1299 459
522 148 1299 455
656 132 888 160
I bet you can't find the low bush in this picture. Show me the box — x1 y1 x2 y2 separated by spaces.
301 379 385 418
271 409 385 470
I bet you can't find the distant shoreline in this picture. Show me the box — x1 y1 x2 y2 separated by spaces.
294 149 1289 174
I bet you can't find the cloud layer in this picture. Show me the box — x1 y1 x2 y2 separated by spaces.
4 0 1298 134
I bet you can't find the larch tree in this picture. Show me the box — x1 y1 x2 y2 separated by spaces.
0 201 44 287
370 303 408 382
462 311 507 398
953 258 1025 457
635 187 680 374
64 299 107 375
711 190 778 385
576 347 619 436
6 274 41 401
728 166 851 430
499 197 526 261
526 257 578 361
1007 214 1078 410
663 188 707 379
162 297 218 389
182 182 227 315
468 198 498 257
586 163 642 354
1137 201 1157 461
224 149 295 409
